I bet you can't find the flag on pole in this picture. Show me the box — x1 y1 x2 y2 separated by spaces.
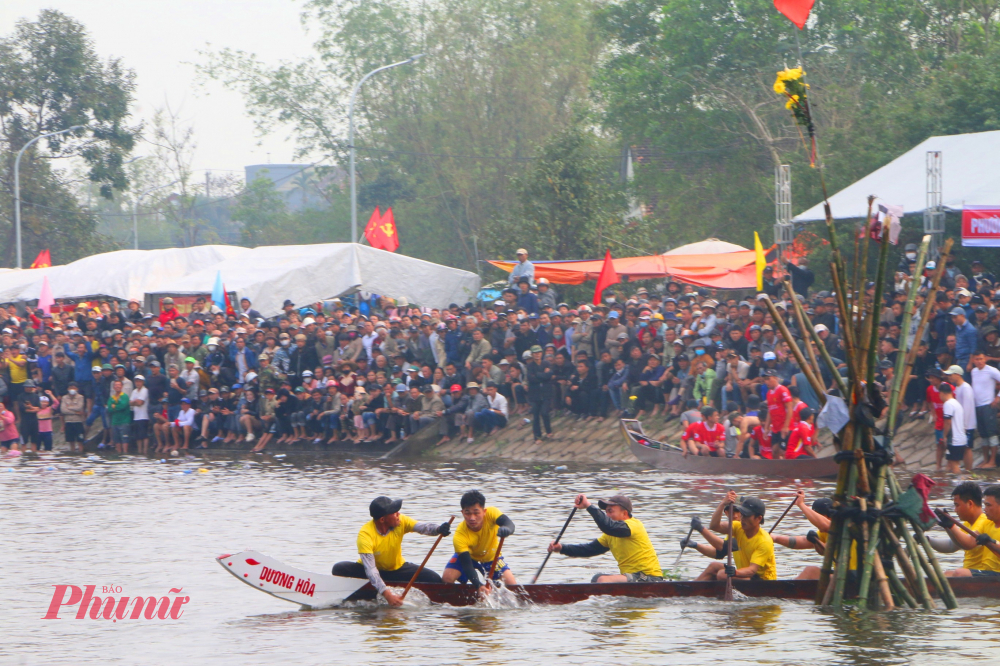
754 232 767 292
223 284 236 316
774 0 814 29
593 249 620 306
365 207 400 252
38 276 54 315
212 270 226 312
30 249 51 269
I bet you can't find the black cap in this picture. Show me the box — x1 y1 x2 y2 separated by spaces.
761 369 778 377
812 498 834 517
597 494 633 515
735 496 766 517
369 496 403 519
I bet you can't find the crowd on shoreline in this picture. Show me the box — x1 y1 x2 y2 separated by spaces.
0 244 998 467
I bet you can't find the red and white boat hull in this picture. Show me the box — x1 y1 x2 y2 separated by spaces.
216 550 371 609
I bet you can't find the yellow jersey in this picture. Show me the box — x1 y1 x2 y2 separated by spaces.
356 514 417 571
597 517 663 577
963 513 993 570
977 517 1000 572
453 506 503 563
817 531 857 570
6 355 27 384
733 521 777 580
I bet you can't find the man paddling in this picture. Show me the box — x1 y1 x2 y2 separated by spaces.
547 493 663 583
332 496 451 607
693 491 776 581
442 490 517 595
770 491 857 580
931 481 1000 577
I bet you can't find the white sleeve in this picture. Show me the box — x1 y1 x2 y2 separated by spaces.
360 553 387 594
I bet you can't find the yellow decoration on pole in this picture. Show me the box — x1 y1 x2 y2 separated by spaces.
754 232 766 291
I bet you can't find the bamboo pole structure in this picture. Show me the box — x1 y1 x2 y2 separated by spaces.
885 236 930 439
885 564 918 608
784 278 826 389
792 292 849 399
761 295 827 402
857 462 888 602
881 517 921 595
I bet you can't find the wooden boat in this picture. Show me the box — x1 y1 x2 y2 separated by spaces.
218 550 1000 609
621 419 839 478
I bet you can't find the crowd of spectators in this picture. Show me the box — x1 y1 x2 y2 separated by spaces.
0 244 998 468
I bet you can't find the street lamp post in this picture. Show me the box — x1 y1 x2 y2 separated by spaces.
349 54 424 243
132 181 178 250
14 125 85 268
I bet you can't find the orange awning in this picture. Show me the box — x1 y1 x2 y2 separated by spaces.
490 246 774 289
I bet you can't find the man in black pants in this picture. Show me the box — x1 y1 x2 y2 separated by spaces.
332 496 451 606
526 345 553 443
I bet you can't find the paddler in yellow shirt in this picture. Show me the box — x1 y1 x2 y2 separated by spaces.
442 490 517 596
548 493 663 582
932 482 1000 578
332 496 451 607
770 491 858 580
694 490 777 581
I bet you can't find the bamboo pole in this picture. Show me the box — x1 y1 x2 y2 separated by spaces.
855 197 875 334
830 261 857 360
885 563 918 608
881 518 920 595
885 236 930 439
784 278 826 394
895 238 955 407
831 429 863 606
864 224 893 385
871 547 895 610
761 295 827 402
857 461 888 601
793 292 849 399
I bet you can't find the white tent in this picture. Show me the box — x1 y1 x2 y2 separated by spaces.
795 130 1000 222
0 246 250 304
664 239 749 255
148 243 481 315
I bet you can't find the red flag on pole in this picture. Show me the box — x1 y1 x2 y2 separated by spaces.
593 249 620 306
774 0 814 29
30 249 52 268
364 206 400 252
223 284 236 316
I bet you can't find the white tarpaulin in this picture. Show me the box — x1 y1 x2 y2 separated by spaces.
0 246 249 304
148 243 480 315
795 129 1000 222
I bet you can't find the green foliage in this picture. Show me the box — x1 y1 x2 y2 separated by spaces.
502 118 648 260
0 10 138 266
232 175 290 245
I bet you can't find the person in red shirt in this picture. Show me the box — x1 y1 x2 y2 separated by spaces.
786 408 817 459
922 369 946 470
763 370 793 458
158 297 181 326
682 406 725 457
750 423 771 459
788 386 808 427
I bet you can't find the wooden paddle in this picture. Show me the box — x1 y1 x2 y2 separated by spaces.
768 496 799 535
400 516 455 601
532 507 577 584
724 504 735 601
488 536 506 585
672 518 698 567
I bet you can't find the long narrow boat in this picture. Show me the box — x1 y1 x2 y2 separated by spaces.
621 419 839 478
218 550 1000 609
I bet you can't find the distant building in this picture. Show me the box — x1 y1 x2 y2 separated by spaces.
244 163 346 212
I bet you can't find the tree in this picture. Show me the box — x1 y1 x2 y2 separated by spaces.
0 10 140 265
231 174 289 246
199 0 603 268
503 119 648 260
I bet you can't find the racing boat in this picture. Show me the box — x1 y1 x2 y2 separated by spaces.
621 419 839 478
218 550 1000 609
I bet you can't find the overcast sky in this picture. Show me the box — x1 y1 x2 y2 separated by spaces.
0 1 315 177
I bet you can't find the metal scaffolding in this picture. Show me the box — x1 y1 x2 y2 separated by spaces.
923 151 944 255
774 165 794 262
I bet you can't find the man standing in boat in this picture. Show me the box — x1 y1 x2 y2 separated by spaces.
332 496 451 607
442 490 517 596
763 370 793 458
693 490 776 581
547 493 663 583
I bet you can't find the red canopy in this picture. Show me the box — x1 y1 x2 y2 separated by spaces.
490 244 774 289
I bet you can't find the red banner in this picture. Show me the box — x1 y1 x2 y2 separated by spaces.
963 207 1000 246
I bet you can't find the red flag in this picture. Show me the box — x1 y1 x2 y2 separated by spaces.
30 249 51 268
377 207 399 252
774 0 813 29
223 284 236 316
363 207 382 247
593 249 620 306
